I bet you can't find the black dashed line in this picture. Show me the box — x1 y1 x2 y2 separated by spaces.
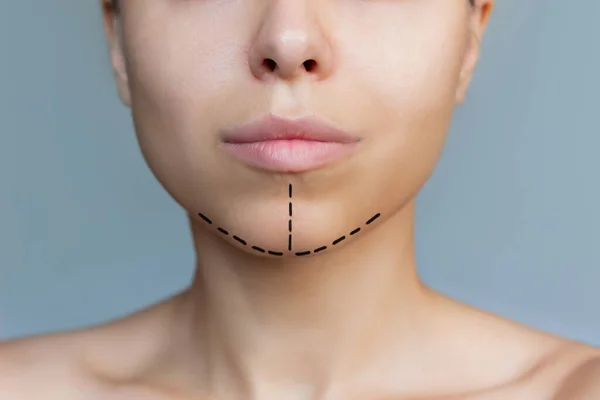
366 213 381 225
233 236 247 245
332 236 346 245
200 183 380 257
199 213 212 224
289 184 293 252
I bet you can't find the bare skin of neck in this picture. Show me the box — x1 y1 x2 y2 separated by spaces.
134 200 542 399
188 200 425 393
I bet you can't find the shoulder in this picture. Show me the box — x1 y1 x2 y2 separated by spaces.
0 331 108 399
464 311 600 400
553 349 600 400
0 300 179 398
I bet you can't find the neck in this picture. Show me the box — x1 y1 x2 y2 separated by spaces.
173 199 437 397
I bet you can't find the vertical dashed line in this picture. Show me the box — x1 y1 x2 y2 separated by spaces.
288 183 293 252
199 186 382 257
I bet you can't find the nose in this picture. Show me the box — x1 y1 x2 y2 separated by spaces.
248 1 334 82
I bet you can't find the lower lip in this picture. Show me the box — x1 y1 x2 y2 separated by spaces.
220 139 360 173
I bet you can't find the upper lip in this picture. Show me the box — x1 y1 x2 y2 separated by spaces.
220 114 360 144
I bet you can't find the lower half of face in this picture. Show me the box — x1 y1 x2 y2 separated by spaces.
121 0 470 257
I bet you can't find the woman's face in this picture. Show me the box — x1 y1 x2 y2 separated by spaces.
104 0 489 257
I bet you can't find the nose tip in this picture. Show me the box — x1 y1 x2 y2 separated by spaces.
248 5 334 82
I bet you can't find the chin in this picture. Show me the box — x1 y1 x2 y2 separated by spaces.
194 196 381 258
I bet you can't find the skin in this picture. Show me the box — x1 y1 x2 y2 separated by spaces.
1 0 598 398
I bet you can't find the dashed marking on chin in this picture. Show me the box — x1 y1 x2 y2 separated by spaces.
198 184 381 257
289 183 293 251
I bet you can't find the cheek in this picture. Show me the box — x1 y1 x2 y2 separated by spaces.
330 15 467 204
125 27 243 124
122 14 251 190
341 13 466 121
122 0 257 133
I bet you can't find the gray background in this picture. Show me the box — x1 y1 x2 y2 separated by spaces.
0 1 598 344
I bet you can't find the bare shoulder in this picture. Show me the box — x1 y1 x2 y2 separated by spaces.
0 330 108 399
444 298 600 400
550 344 600 400
514 337 600 400
0 298 178 399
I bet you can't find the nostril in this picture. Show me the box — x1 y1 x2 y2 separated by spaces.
261 58 317 73
303 59 317 72
262 58 277 72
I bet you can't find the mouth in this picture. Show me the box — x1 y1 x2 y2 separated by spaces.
219 114 361 173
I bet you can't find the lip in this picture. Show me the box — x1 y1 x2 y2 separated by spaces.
219 114 361 173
